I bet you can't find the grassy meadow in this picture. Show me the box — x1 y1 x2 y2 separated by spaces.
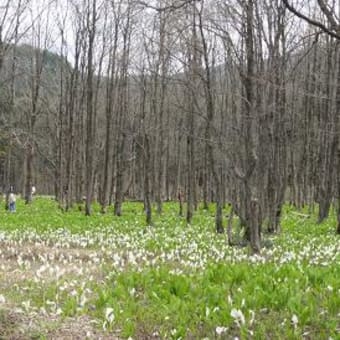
0 197 339 339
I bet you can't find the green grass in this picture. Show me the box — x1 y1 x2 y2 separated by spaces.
0 197 339 339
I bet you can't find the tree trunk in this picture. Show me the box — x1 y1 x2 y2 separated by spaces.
24 143 33 204
144 135 152 225
85 0 97 216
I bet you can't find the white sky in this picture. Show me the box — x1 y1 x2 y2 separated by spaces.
1 0 327 75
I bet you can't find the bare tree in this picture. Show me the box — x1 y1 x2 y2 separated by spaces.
23 0 53 204
84 0 99 216
100 0 121 214
114 1 133 216
197 1 224 232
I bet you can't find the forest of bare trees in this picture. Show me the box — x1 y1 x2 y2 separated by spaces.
1 0 340 253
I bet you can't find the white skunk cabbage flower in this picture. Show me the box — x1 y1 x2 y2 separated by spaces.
231 308 245 326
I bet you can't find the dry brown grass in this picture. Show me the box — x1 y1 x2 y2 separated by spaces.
0 241 116 340
0 307 118 339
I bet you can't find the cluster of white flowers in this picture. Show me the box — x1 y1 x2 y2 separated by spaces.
1 221 339 276
0 217 338 337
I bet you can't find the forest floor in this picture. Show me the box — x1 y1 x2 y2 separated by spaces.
0 198 339 339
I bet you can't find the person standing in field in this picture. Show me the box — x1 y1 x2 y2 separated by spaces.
9 191 16 212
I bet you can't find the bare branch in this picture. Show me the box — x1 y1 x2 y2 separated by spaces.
282 0 340 39
316 0 338 30
134 0 201 12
